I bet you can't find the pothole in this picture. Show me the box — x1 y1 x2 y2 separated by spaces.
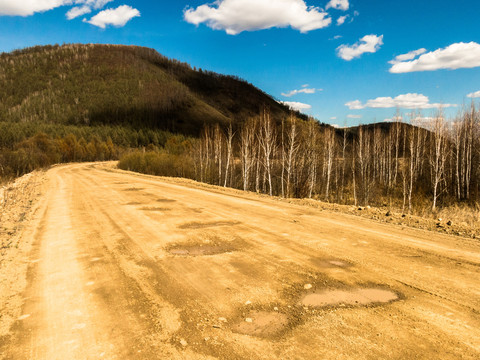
140 206 171 212
311 258 352 269
231 311 288 338
178 221 240 230
301 288 398 308
168 244 235 256
123 187 144 192
125 202 142 206
157 198 176 203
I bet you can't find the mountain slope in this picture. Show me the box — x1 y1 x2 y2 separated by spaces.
0 44 299 135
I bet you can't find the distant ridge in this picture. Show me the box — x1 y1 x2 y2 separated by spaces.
0 44 305 135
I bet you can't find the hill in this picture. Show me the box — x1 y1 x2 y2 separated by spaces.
0 44 301 135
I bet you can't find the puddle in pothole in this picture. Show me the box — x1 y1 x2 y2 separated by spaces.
301 288 398 307
231 311 288 338
168 244 234 256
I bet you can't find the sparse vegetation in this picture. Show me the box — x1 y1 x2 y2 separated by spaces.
119 106 480 222
0 43 300 180
1 44 479 221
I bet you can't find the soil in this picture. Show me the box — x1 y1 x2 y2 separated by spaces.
231 311 289 338
301 288 399 307
0 162 479 359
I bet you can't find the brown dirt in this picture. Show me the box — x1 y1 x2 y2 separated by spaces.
301 288 399 307
232 311 289 338
168 244 235 256
0 162 479 359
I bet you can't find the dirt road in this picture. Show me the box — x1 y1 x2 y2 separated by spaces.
1 162 479 359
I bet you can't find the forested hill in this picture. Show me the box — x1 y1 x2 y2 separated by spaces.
0 44 300 134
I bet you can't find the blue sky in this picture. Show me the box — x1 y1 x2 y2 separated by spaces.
1 0 480 126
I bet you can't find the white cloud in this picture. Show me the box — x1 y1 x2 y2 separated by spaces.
383 115 403 122
389 48 426 64
184 0 331 35
347 114 362 119
345 93 457 110
326 0 349 11
337 34 383 61
467 90 480 98
67 0 114 20
390 42 480 73
281 87 321 97
0 0 114 17
281 101 312 111
345 100 363 109
86 0 114 9
336 15 347 26
0 0 70 16
330 116 337 120
85 5 140 28
66 5 91 19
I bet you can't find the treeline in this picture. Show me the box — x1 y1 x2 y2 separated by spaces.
0 121 192 179
120 105 480 213
0 132 116 178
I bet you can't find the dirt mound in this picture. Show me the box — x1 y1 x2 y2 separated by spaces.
232 311 288 338
301 288 398 308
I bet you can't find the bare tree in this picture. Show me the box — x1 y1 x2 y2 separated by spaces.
224 123 234 188
323 126 335 201
305 118 319 198
258 107 276 196
240 119 255 191
285 115 299 198
429 111 448 211
214 123 224 186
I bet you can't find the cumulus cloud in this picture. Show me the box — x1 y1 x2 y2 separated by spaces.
390 42 480 73
389 48 426 64
467 90 480 98
345 93 457 110
0 0 114 17
326 0 349 11
347 114 362 119
184 0 331 35
345 100 363 109
280 101 312 111
66 5 91 19
383 115 403 122
337 34 383 61
87 0 115 9
281 87 321 97
84 5 140 28
336 15 347 26
67 0 115 20
0 0 70 16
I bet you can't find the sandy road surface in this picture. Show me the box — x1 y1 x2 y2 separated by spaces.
1 162 479 359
